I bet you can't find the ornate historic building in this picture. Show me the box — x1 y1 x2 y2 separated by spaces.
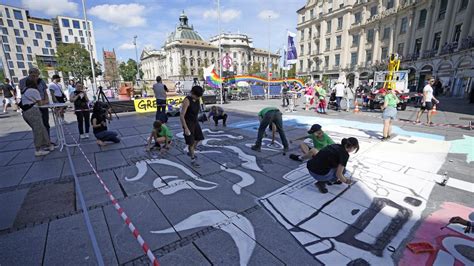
140 12 279 81
296 0 473 97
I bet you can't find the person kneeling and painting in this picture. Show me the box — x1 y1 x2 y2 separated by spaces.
307 137 359 194
91 101 120 146
251 107 289 153
290 124 334 161
146 120 173 152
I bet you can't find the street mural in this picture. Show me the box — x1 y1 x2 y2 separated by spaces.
400 202 474 266
255 122 458 265
151 210 256 266
125 117 471 265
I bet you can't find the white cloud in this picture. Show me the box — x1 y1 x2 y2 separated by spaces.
21 0 79 16
118 43 136 50
88 4 146 28
258 10 280 20
203 9 241 23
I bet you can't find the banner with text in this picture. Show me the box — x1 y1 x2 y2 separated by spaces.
134 96 186 113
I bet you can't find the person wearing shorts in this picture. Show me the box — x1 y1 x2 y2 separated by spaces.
415 78 439 125
289 124 334 161
381 89 399 141
180 85 204 167
2 78 16 113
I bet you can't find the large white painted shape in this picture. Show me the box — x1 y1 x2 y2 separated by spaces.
153 176 216 195
151 210 256 266
220 164 255 194
203 138 263 172
125 159 217 186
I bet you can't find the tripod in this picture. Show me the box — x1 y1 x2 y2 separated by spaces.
97 86 119 120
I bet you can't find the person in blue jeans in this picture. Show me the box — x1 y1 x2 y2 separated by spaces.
251 107 289 153
307 137 359 193
91 101 120 146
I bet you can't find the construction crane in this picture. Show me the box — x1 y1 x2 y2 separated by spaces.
384 53 401 90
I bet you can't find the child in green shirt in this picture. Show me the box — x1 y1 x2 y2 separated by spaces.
146 120 173 151
289 124 335 161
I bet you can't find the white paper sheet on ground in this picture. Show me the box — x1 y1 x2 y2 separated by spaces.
151 210 256 266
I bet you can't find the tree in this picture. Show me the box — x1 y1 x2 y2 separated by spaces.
287 64 296 78
179 59 188 80
248 62 261 75
118 59 142 82
198 67 204 80
55 43 102 82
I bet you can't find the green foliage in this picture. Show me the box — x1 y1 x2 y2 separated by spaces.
287 64 296 78
35 58 50 79
118 59 143 82
179 59 188 80
55 43 102 82
0 67 6 83
248 62 261 75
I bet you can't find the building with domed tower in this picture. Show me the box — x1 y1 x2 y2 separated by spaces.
140 11 280 81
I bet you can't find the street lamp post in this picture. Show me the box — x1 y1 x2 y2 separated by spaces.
81 0 97 96
133 35 140 85
267 15 271 99
217 0 223 105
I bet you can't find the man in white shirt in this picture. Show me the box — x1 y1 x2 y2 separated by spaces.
48 74 66 103
333 81 345 111
415 78 439 124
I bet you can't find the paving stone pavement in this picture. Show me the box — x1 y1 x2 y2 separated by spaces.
0 101 472 265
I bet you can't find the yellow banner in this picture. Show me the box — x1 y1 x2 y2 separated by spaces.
134 96 186 113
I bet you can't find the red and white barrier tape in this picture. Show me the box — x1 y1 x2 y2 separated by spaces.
64 126 159 266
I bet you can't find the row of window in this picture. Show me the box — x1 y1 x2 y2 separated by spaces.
61 18 91 30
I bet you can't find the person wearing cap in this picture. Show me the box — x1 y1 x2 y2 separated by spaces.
381 88 399 141
289 124 335 161
251 107 289 152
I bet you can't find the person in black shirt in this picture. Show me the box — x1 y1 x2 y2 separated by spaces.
307 137 359 193
2 78 16 113
180 86 204 167
69 82 90 139
91 101 120 146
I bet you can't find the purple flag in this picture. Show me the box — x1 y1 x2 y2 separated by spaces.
287 31 297 65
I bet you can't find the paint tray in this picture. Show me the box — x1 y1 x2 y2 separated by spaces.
406 242 435 254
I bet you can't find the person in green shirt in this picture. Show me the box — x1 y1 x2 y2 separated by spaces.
251 107 289 152
381 88 399 141
146 120 173 151
290 124 335 161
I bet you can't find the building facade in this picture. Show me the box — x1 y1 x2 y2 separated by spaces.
140 12 280 81
0 4 57 83
52 15 97 60
103 49 119 84
296 0 473 97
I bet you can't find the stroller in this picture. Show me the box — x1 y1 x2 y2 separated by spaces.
327 92 338 110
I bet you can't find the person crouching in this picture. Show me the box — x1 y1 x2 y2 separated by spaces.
146 120 173 152
307 137 359 193
91 101 120 146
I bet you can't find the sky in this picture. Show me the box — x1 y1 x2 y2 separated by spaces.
5 0 304 64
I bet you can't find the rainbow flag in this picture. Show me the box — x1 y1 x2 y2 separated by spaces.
203 65 223 89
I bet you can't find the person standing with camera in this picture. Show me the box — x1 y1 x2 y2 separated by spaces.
70 82 90 139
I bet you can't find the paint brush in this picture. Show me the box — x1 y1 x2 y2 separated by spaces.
440 222 450 230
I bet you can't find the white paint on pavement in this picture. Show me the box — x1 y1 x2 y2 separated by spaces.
220 164 256 194
151 210 256 266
